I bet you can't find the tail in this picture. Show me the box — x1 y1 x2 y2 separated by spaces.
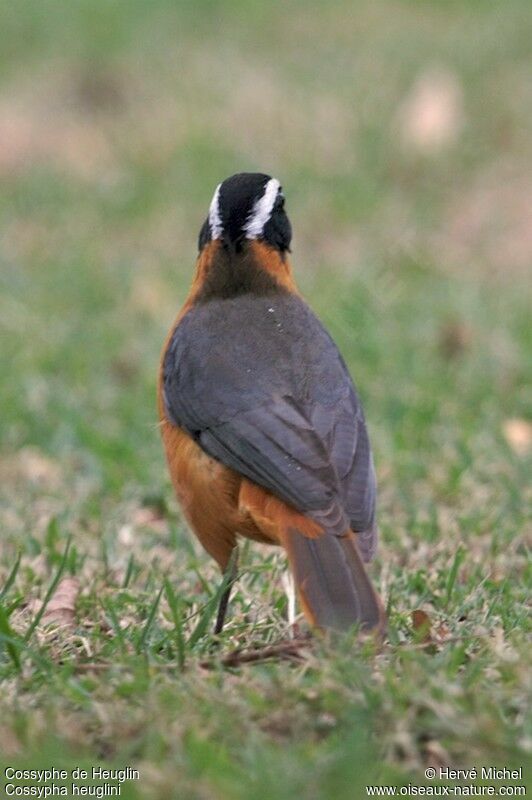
281 527 386 634
237 481 386 635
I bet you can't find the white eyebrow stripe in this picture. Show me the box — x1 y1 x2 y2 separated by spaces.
208 183 223 239
243 178 281 239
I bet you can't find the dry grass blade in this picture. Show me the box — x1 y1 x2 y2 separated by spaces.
412 609 434 648
39 577 79 629
201 637 311 669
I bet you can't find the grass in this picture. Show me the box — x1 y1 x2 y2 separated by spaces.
0 1 531 797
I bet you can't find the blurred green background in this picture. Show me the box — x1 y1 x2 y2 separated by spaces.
0 1 530 798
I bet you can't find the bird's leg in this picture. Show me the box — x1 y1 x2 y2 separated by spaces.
281 570 297 636
214 545 238 635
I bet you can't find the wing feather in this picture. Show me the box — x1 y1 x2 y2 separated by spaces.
163 293 377 548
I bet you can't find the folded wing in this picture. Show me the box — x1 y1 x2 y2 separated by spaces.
163 293 377 553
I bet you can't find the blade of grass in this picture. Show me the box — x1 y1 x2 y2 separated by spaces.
44 516 60 560
24 536 72 643
6 597 23 616
164 578 186 670
137 584 164 653
103 599 128 654
0 550 22 601
192 567 212 597
67 543 80 574
188 551 237 649
0 603 21 670
445 546 465 608
0 632 51 678
122 553 136 588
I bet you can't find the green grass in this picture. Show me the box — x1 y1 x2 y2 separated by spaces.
0 1 531 797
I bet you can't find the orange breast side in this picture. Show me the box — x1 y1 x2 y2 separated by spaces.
159 410 325 566
159 417 242 568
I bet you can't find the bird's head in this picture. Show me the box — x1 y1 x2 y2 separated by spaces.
198 172 292 254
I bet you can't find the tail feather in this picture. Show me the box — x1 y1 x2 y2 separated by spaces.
339 531 385 630
282 527 386 634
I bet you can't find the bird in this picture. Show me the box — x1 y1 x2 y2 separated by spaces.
158 172 386 635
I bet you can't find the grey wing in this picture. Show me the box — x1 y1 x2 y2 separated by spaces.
199 399 337 511
164 355 341 519
344 417 378 561
328 389 377 561
163 295 376 544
